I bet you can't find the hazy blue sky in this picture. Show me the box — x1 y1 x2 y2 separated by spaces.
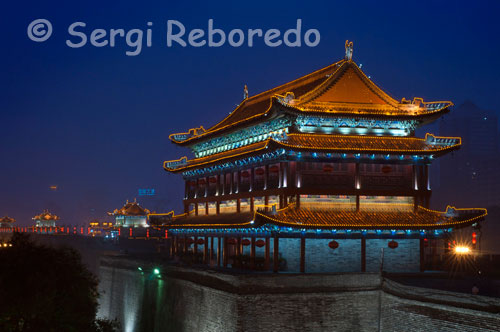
1 0 499 225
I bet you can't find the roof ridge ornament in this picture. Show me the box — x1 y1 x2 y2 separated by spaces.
243 84 248 100
345 40 353 61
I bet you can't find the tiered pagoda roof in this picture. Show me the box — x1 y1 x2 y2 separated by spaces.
255 205 487 230
0 216 16 225
165 133 461 172
108 199 150 216
150 205 486 231
169 58 452 146
32 210 59 221
156 42 486 235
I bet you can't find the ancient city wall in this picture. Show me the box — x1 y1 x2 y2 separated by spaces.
97 257 500 332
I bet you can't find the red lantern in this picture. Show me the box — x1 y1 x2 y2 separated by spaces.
227 238 237 245
198 179 206 185
255 239 265 247
209 177 217 183
328 240 339 249
196 238 205 245
241 171 250 178
381 165 392 174
323 164 334 173
269 165 279 173
255 168 265 176
242 238 251 246
388 240 398 249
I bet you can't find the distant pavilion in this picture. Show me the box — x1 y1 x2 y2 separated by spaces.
109 199 150 228
33 210 59 227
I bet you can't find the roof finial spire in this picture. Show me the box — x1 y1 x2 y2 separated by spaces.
345 40 353 61
243 84 248 100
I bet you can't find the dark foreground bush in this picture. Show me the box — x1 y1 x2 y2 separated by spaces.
0 233 119 332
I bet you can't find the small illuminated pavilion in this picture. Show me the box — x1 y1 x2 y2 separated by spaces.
153 42 486 273
33 210 59 227
109 199 150 228
0 216 16 228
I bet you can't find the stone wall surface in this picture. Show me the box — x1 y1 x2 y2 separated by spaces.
97 257 500 332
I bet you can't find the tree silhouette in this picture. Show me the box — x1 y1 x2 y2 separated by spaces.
0 233 118 331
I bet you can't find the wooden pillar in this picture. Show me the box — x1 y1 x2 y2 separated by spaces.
278 162 283 188
265 237 270 270
205 202 209 215
356 195 360 212
216 174 220 196
223 236 228 267
184 180 189 199
230 172 234 194
361 238 366 272
205 176 209 197
250 167 255 192
300 238 306 273
420 238 425 272
216 201 220 215
236 170 241 193
236 237 242 257
210 236 214 261
265 195 269 212
283 162 288 188
413 164 418 190
250 197 254 212
195 203 199 216
355 162 360 189
217 236 222 267
264 165 269 190
222 173 226 196
296 162 301 188
250 237 256 269
296 194 301 208
237 199 241 213
273 235 280 273
194 236 198 258
204 236 209 264
183 235 188 255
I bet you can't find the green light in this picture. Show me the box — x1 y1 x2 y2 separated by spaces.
153 268 160 275
138 267 143 271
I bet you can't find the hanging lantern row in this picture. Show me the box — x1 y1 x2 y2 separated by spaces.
255 168 265 176
241 171 250 178
209 177 217 183
255 239 265 247
242 239 251 246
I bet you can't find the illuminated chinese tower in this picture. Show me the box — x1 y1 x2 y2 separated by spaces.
153 42 486 273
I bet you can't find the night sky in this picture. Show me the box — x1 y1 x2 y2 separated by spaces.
1 1 499 225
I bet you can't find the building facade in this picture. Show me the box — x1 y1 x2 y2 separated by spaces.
152 42 486 273
33 210 59 227
0 216 16 228
109 199 150 228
